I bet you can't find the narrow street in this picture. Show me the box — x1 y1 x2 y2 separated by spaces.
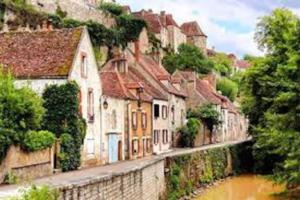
0 139 249 199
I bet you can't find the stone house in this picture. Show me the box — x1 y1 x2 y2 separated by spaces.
128 42 187 153
133 10 186 53
172 70 242 144
181 21 207 56
0 27 103 168
228 53 251 73
100 53 167 159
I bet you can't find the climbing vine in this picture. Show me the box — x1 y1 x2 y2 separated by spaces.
42 82 86 172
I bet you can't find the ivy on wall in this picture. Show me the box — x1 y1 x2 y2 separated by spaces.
166 142 254 200
42 82 86 172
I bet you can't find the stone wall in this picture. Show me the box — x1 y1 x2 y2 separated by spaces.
0 146 53 183
27 0 115 28
58 159 165 200
56 141 252 200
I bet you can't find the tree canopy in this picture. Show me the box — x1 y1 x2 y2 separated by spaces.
162 44 214 74
241 8 300 188
210 52 233 76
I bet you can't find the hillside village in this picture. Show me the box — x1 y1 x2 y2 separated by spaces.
0 0 251 188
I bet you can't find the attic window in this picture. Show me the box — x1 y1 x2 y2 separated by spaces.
81 53 88 78
116 60 127 73
88 88 94 122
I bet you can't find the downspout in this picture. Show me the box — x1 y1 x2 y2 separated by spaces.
125 100 131 160
99 96 103 163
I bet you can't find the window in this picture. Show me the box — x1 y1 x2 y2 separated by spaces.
88 88 94 122
87 138 95 155
163 130 168 144
154 104 160 118
153 130 159 145
142 112 147 130
132 111 137 129
162 105 168 119
171 105 175 124
132 139 139 155
81 53 88 78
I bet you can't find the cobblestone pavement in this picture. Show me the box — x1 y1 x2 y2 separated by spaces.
0 139 250 199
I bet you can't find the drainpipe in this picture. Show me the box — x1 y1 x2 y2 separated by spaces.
125 100 131 160
99 96 103 163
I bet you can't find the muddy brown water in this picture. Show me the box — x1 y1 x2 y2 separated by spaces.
194 175 284 200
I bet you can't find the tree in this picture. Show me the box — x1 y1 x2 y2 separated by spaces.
210 52 233 76
217 78 238 101
241 8 300 189
162 44 214 74
178 118 201 147
187 104 222 144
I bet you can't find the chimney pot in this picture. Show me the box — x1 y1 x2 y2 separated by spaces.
134 41 140 62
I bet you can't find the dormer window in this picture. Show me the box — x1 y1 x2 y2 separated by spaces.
115 59 128 73
81 53 88 78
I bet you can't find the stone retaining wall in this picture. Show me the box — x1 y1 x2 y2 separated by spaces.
59 159 165 200
57 141 253 200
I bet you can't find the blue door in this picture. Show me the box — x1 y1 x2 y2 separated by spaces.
108 134 118 163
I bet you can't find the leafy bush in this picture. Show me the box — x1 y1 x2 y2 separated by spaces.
100 2 124 16
217 78 238 101
210 52 233 76
9 185 59 200
4 170 19 184
0 128 14 163
178 118 201 147
23 131 55 152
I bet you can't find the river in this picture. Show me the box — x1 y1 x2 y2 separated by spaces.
194 175 284 200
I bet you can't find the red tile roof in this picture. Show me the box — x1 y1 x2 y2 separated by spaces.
236 60 251 69
134 12 163 34
135 52 187 97
196 79 221 105
100 71 128 99
0 28 83 79
181 21 207 37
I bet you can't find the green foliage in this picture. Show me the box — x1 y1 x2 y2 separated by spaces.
0 1 5 29
9 185 59 200
210 52 233 76
199 155 213 184
42 82 86 171
0 68 45 162
178 118 201 147
242 8 300 189
4 170 18 184
55 5 67 19
209 149 227 179
217 78 238 101
23 131 55 152
163 44 214 74
100 2 124 16
187 104 222 133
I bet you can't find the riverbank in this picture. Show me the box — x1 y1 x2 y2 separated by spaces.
0 139 252 200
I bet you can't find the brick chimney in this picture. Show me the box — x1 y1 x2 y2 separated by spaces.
41 20 53 31
134 40 140 62
160 11 166 26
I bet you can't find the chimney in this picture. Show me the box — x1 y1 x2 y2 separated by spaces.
41 20 53 31
151 50 162 66
148 9 153 13
134 40 140 62
160 11 166 26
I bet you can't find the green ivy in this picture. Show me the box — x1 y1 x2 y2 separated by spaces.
177 118 201 147
99 2 124 16
42 82 86 172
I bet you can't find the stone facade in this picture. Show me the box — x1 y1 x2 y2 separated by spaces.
0 146 53 183
100 96 126 164
26 0 115 28
167 23 186 53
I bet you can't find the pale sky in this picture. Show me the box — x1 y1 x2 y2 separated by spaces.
117 0 300 58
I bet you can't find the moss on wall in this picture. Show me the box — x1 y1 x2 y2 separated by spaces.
165 141 254 200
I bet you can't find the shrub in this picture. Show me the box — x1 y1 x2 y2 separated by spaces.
4 170 19 184
23 130 55 152
217 78 238 101
178 118 201 147
9 185 59 200
99 2 124 16
0 128 14 163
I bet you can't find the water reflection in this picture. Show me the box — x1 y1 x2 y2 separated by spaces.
194 175 283 200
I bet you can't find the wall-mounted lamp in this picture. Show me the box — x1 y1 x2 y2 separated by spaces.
137 87 144 109
103 97 108 110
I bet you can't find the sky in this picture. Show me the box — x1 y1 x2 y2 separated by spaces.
117 0 300 58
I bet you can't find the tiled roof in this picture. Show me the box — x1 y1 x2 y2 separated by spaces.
0 28 83 78
196 79 221 105
164 14 179 27
236 60 251 69
134 12 163 34
100 71 128 99
135 52 187 97
181 21 207 37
